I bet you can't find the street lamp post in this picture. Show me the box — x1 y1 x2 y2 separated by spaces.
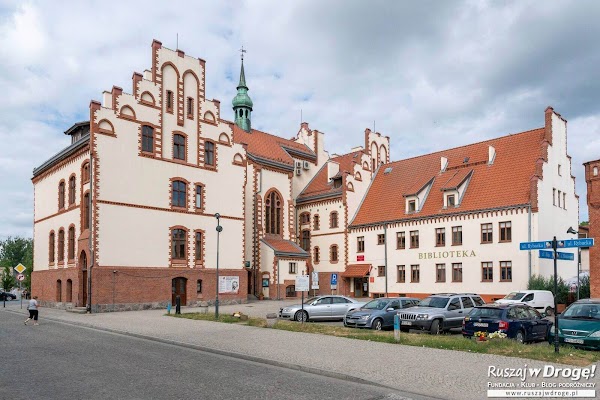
215 213 223 319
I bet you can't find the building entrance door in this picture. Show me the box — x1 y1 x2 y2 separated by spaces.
354 278 368 297
172 277 187 306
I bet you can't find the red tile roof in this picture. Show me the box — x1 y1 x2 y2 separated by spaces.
261 237 309 257
297 151 363 202
351 128 545 226
341 264 372 278
228 122 315 166
440 169 473 191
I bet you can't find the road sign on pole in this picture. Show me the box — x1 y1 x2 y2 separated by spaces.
560 238 594 248
14 263 26 274
520 241 552 250
295 275 310 292
539 250 575 261
330 273 338 290
17 274 25 281
311 271 319 290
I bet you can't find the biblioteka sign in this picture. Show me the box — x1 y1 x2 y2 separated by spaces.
418 250 476 260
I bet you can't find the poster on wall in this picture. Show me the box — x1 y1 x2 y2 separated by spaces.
219 276 240 294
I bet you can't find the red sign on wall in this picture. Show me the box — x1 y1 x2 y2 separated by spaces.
369 277 375 283
357 255 365 261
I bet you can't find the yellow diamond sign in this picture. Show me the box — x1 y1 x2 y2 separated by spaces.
14 263 26 274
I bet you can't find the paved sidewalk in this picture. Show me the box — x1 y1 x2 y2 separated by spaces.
3 301 598 400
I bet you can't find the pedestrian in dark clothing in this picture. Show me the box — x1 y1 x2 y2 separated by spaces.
24 296 39 326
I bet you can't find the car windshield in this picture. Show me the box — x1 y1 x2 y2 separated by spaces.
503 292 525 301
469 307 504 319
562 304 600 320
418 297 449 308
304 297 318 305
362 299 388 310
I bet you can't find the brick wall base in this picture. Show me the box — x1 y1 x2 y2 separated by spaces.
589 206 600 297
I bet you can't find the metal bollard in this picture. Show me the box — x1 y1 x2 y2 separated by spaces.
167 302 171 314
175 295 181 314
394 314 400 342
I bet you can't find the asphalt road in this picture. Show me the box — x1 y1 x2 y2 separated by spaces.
0 312 412 400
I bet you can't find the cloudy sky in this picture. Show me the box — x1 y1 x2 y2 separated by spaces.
1 0 599 238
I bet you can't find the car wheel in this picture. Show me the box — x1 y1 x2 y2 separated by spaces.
516 330 526 344
545 307 554 317
430 319 441 335
372 318 383 331
295 310 309 322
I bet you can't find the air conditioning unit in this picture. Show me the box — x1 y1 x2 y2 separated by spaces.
295 160 302 169
302 161 310 170
295 168 302 176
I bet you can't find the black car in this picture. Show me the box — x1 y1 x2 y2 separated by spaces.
463 303 552 343
0 291 17 301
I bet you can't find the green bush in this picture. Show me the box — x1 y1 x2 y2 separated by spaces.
579 275 591 299
527 274 569 304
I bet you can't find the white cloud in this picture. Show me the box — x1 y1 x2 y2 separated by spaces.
0 0 599 238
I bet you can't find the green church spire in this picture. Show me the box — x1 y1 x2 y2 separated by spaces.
232 47 253 132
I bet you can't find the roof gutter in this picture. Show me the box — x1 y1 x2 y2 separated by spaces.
33 133 90 177
247 153 294 172
296 191 342 205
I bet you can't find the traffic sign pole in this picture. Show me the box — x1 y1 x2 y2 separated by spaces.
552 236 559 354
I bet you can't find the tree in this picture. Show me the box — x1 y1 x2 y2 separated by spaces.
0 237 33 291
1 265 16 291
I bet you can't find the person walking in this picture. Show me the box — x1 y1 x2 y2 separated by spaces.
24 296 39 326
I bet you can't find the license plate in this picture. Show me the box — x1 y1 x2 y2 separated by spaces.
401 321 412 326
565 338 584 344
473 322 489 327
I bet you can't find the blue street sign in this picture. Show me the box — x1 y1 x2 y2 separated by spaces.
561 238 594 248
520 241 552 250
539 250 575 261
331 273 338 285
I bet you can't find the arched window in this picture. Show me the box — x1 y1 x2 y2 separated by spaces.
49 232 55 263
330 245 339 262
197 279 203 293
313 214 320 230
594 166 599 176
300 212 310 224
58 229 65 262
314 247 320 263
265 191 282 235
172 229 186 260
142 125 154 153
66 279 73 302
166 90 174 112
83 193 90 229
58 181 65 209
56 280 62 302
82 162 90 183
68 226 75 260
330 211 339 228
173 134 186 160
172 181 187 208
68 176 76 205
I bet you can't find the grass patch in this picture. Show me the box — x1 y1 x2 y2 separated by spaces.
167 313 599 366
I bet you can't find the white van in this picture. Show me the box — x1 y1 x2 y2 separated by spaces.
495 290 555 315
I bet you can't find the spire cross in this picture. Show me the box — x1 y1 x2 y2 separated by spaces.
240 46 247 61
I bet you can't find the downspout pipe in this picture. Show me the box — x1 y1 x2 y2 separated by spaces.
528 204 532 279
384 223 388 297
87 153 94 313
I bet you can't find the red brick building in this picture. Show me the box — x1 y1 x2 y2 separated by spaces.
584 159 600 297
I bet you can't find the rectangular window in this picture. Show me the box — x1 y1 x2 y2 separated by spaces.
500 261 512 282
142 125 154 153
357 236 364 253
410 231 419 248
83 193 90 229
289 262 297 274
452 226 462 245
558 190 562 208
481 223 493 243
205 141 215 166
436 263 446 282
410 265 420 283
436 228 445 246
563 193 566 209
166 90 173 112
408 200 416 213
553 188 556 206
330 245 338 262
397 265 405 283
301 230 310 251
452 263 463 282
558 164 562 176
377 234 385 245
396 232 405 249
499 221 511 242
195 232 202 261
447 194 456 207
314 247 320 263
330 212 339 228
195 185 203 209
482 262 493 282
173 134 186 160
187 97 194 118
313 215 320 230
378 266 385 277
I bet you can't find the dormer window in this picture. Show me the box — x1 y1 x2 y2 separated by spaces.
447 194 456 208
408 200 416 213
333 177 342 189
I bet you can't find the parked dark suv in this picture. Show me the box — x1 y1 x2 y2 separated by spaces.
398 293 485 334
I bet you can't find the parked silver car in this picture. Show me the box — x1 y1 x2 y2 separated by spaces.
398 293 485 334
344 297 420 330
279 295 366 322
